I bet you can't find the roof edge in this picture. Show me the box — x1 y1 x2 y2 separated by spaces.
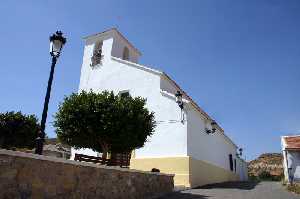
111 56 163 75
160 73 238 148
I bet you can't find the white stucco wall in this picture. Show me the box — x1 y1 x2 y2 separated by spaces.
286 151 300 182
74 31 245 179
281 137 289 181
186 107 238 171
74 34 187 158
236 158 248 181
111 33 139 63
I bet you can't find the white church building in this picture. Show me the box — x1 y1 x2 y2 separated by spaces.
72 28 248 188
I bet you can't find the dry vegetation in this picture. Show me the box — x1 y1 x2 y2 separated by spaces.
248 153 283 181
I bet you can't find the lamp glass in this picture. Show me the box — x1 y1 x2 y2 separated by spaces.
175 91 182 104
50 39 63 57
211 121 217 132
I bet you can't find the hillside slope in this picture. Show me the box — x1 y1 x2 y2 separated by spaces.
248 153 283 177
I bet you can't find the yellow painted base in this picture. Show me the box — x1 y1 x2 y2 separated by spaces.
130 156 239 188
189 157 239 187
130 156 190 187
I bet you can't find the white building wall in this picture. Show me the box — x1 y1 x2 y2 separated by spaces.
236 158 248 181
285 151 300 182
281 137 289 181
111 34 139 63
74 36 187 158
75 31 246 180
186 107 238 171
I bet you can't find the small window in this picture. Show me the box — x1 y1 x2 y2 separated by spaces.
120 92 129 98
234 159 237 173
229 154 233 171
122 47 129 60
119 90 130 98
91 41 103 66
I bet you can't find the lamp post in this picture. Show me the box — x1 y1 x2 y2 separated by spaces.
35 31 66 155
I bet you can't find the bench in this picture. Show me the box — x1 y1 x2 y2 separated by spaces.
74 152 131 168
74 153 108 165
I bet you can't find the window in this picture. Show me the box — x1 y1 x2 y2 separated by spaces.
234 159 237 173
119 90 130 98
122 47 129 60
229 154 233 171
91 41 103 66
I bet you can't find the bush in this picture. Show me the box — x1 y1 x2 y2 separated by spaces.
258 170 272 180
257 170 282 181
0 111 40 150
271 174 283 181
249 175 260 182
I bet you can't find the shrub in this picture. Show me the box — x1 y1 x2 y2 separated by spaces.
0 111 40 150
258 170 272 180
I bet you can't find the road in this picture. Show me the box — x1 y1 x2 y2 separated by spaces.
159 181 300 199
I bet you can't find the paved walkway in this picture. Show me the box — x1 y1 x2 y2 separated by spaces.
159 181 300 199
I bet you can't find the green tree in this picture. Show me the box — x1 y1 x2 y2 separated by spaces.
54 91 156 159
0 111 40 149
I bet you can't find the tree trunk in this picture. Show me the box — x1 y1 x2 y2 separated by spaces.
100 142 109 162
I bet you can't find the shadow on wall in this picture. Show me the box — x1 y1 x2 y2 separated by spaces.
157 192 210 199
195 181 260 190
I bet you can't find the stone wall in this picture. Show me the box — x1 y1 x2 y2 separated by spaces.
0 149 174 199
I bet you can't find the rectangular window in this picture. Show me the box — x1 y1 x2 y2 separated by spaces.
229 154 233 171
234 159 237 173
119 90 130 98
91 41 103 66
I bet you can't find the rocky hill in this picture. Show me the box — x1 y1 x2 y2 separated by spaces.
248 153 283 177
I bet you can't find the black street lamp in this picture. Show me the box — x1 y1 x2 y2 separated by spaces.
35 31 66 155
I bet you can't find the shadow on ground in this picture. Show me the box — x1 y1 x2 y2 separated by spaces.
157 192 210 199
196 181 260 190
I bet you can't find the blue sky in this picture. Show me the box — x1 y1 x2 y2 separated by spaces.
0 0 299 160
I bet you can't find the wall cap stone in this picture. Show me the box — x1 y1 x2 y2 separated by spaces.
0 149 174 177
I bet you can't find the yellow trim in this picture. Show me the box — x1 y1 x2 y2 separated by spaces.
130 156 240 188
189 157 239 187
130 156 190 187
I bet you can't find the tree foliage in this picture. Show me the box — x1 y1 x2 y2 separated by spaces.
54 91 156 158
0 111 40 149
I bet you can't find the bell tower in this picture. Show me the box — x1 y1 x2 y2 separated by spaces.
79 28 142 91
81 28 141 67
